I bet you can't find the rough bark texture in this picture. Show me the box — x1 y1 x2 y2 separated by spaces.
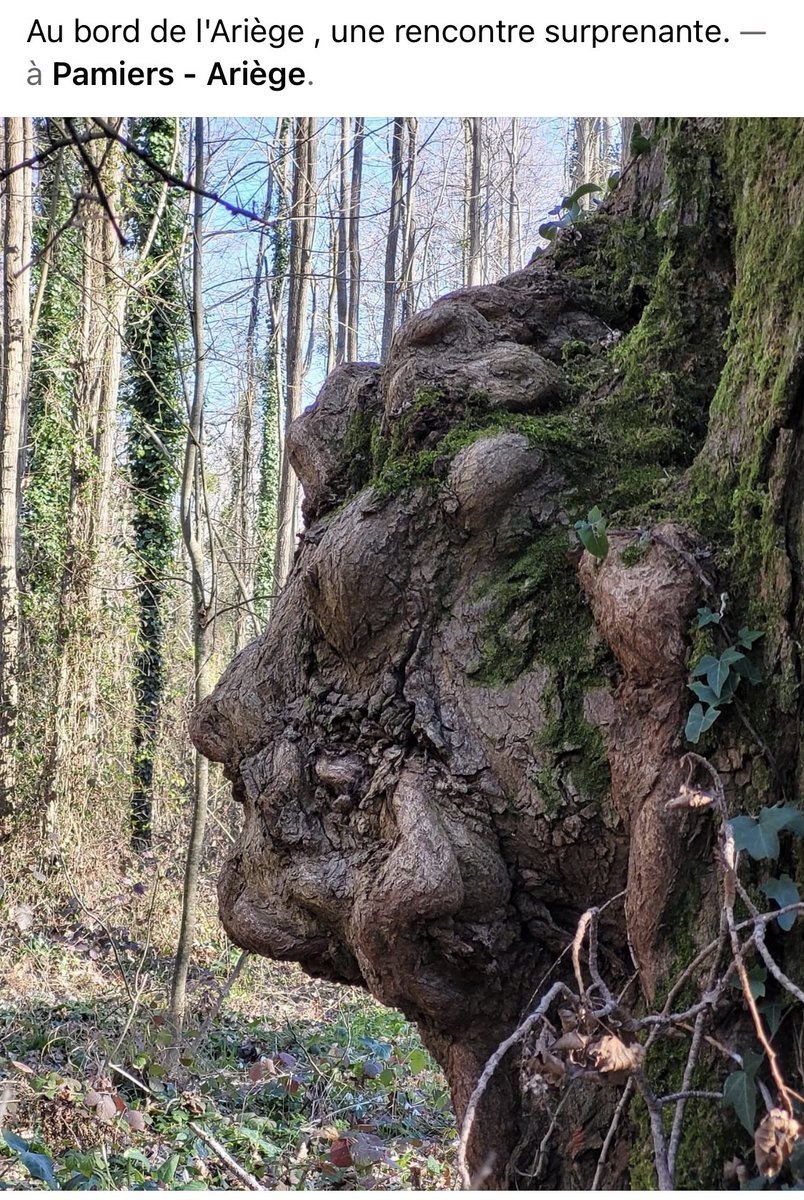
191 120 804 1188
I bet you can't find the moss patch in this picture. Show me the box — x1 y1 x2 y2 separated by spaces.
471 527 612 808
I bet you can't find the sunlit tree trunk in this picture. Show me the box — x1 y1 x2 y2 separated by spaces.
400 118 418 324
465 118 482 286
381 118 405 362
346 118 364 363
170 116 216 1056
41 124 125 844
273 118 317 590
0 118 32 826
507 118 521 273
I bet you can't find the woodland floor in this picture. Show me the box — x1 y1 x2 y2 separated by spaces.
0 898 456 1190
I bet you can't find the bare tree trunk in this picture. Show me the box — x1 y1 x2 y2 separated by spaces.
273 118 317 590
507 118 521 273
170 117 215 1056
400 118 418 324
335 117 349 366
232 175 272 654
41 126 125 846
346 118 364 363
466 118 483 287
569 117 606 203
0 119 31 825
255 119 290 621
381 118 404 362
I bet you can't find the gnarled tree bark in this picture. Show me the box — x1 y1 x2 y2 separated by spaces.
191 119 804 1188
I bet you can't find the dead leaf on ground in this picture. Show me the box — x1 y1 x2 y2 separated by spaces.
123 1107 147 1132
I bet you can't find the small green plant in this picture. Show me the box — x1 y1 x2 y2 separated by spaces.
574 505 609 560
629 120 652 158
539 174 620 241
685 610 763 743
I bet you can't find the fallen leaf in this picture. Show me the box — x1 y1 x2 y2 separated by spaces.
589 1035 645 1074
13 905 34 931
754 1108 802 1178
123 1108 147 1132
552 1031 587 1054
329 1137 353 1168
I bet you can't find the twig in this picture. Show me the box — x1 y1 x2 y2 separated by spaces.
754 922 804 1006
633 1070 673 1189
533 1083 577 1180
456 981 573 1189
658 1089 723 1105
667 911 727 1179
187 1121 263 1190
591 1079 633 1190
64 118 127 246
108 1063 263 1189
188 950 251 1055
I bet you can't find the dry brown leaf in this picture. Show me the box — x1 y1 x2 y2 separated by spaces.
723 1156 748 1186
754 1107 802 1178
123 1107 147 1132
558 1008 579 1033
10 1061 35 1076
666 783 715 810
589 1035 645 1075
551 1031 588 1054
83 1088 101 1108
533 1048 566 1085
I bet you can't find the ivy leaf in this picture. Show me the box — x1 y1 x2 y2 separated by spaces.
408 1048 429 1074
747 965 768 999
729 814 774 860
742 1048 764 1079
758 1000 785 1038
688 681 721 706
707 648 745 698
2 1130 29 1154
574 506 609 560
690 654 720 678
737 627 764 649
539 222 558 241
729 806 803 861
758 803 804 839
731 657 763 685
697 606 722 628
760 874 800 931
723 1069 757 1134
566 182 602 206
18 1150 60 1190
685 703 722 744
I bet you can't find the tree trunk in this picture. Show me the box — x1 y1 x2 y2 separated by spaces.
273 118 316 591
400 118 418 325
0 118 31 826
346 118 364 363
170 117 215 1057
381 118 405 362
40 124 125 844
191 119 804 1189
465 118 482 286
126 117 186 849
